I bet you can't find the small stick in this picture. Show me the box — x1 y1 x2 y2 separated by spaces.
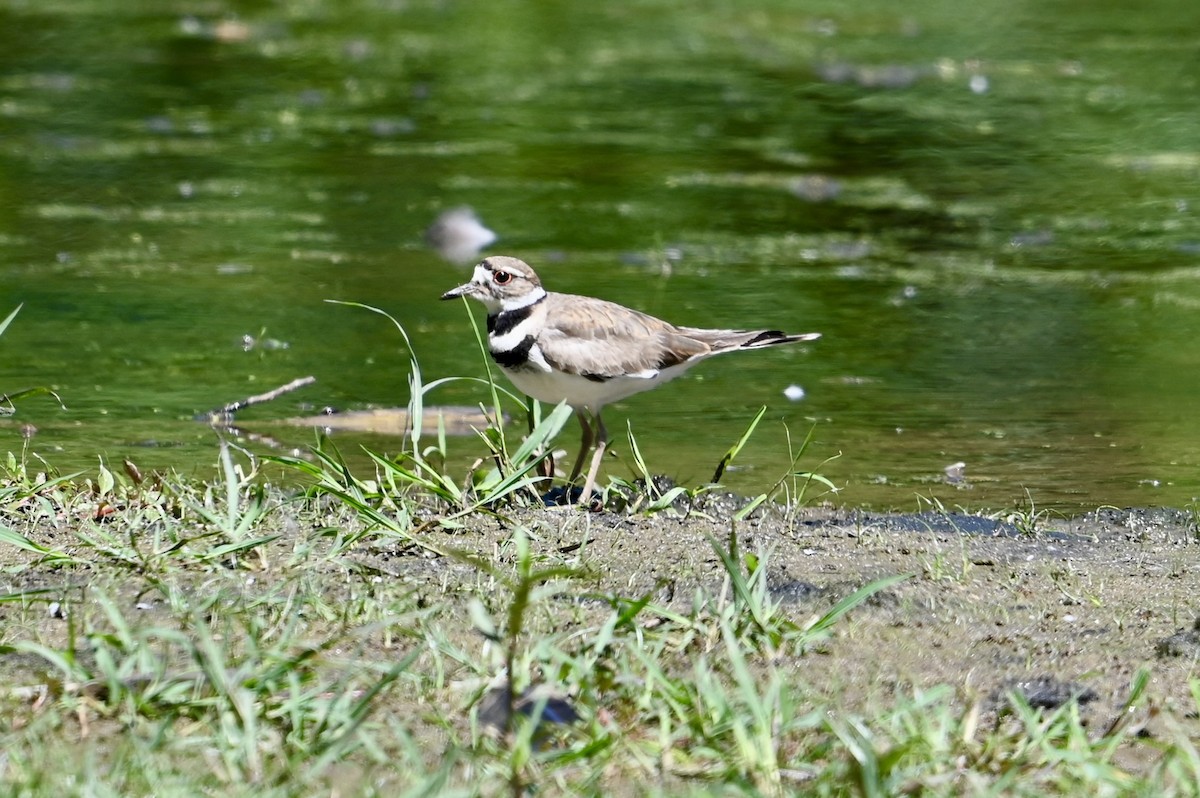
200 376 315 424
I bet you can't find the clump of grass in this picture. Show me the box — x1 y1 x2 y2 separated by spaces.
268 302 575 544
607 411 839 517
281 301 836 523
5 586 416 787
1 451 1198 795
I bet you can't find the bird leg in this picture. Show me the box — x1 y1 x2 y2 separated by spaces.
578 412 608 506
567 411 594 485
531 400 554 486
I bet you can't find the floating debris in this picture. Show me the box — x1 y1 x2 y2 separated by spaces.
240 333 290 351
888 285 918 305
944 461 967 484
1010 229 1055 248
284 405 503 437
425 206 497 263
816 62 924 89
788 175 842 202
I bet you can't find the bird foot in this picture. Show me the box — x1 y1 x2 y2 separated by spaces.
540 486 602 510
541 486 582 506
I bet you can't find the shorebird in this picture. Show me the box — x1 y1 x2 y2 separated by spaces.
441 256 820 504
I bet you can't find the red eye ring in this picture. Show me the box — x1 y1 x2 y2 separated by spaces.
493 271 512 285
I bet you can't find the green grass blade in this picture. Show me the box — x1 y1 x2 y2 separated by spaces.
0 525 78 564
0 304 21 337
11 640 85 682
711 405 767 484
803 572 912 642
198 534 282 562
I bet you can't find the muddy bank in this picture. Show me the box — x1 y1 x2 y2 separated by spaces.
3 490 1198 787
399 501 1200 728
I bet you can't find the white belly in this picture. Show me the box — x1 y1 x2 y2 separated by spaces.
501 362 697 411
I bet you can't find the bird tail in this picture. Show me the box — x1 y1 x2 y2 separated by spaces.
674 327 821 354
740 330 822 348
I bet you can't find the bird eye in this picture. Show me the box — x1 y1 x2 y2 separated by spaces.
493 271 512 285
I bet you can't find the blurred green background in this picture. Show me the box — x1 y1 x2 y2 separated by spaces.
2 0 1198 509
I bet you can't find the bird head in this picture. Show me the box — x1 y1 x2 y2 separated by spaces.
441 256 545 313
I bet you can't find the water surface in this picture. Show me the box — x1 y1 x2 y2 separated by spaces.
2 0 1199 511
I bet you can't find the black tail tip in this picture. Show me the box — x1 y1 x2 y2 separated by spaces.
744 330 821 347
747 330 785 346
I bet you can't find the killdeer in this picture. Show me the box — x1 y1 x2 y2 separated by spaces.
441 256 820 504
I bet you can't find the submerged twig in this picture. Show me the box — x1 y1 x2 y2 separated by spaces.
199 376 316 425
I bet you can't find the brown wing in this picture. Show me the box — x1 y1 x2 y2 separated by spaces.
537 293 710 378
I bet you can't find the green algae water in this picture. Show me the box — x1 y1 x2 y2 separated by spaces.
2 0 1199 510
